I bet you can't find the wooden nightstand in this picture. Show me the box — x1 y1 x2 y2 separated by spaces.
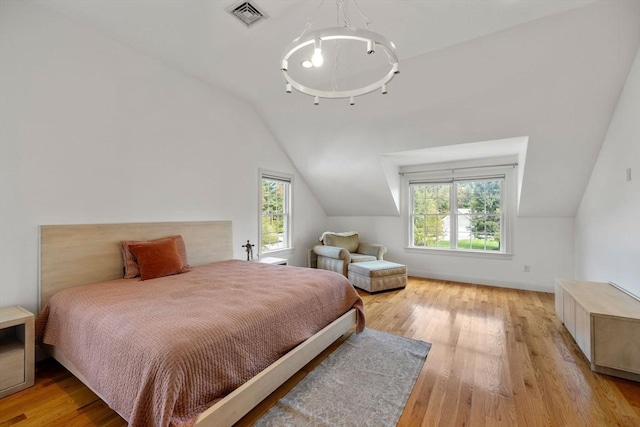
0 306 35 398
257 257 288 266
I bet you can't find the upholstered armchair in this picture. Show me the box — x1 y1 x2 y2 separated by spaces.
313 232 386 277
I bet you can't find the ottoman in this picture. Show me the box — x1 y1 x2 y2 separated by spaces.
348 260 407 293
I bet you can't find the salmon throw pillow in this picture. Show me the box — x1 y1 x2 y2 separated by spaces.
121 235 188 279
128 238 190 280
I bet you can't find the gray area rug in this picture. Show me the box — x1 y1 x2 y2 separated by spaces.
254 328 431 427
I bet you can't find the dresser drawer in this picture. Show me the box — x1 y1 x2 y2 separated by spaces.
594 316 640 374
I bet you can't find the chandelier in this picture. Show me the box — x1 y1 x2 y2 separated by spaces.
280 0 399 105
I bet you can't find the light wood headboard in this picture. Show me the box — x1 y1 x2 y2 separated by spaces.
40 221 233 310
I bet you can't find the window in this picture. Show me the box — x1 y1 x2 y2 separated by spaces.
407 166 514 255
260 171 292 254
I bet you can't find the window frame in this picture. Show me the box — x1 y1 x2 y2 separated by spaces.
403 165 516 258
259 169 293 256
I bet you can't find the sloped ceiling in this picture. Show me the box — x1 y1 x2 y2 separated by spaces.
35 0 640 217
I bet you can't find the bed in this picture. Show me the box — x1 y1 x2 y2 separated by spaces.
36 221 364 427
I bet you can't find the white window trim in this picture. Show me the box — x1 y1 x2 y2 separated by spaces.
258 169 294 257
402 164 516 259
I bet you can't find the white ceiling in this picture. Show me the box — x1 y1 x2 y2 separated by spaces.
36 0 640 217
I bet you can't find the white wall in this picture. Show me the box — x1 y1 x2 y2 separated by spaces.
328 51 638 296
575 49 640 299
0 2 328 314
326 216 573 293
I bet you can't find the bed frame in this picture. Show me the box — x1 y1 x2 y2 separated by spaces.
39 220 357 426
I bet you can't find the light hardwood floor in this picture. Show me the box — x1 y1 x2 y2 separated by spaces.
1 277 639 426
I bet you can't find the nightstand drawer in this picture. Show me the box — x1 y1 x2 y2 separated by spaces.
0 339 25 390
0 306 35 398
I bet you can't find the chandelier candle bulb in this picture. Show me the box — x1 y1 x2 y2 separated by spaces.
367 39 375 54
381 84 388 94
311 51 323 67
314 96 319 105
286 83 292 93
350 96 355 105
311 39 324 67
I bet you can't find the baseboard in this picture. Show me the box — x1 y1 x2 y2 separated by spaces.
407 269 554 293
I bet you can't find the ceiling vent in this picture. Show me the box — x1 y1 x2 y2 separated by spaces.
228 1 268 28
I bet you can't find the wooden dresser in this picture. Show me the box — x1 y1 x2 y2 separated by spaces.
555 279 640 381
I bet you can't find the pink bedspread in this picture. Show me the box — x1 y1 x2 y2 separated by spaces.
37 260 364 427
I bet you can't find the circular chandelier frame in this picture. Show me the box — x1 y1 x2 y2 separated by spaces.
280 26 399 101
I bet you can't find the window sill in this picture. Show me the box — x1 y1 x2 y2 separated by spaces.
260 247 294 258
404 246 513 260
